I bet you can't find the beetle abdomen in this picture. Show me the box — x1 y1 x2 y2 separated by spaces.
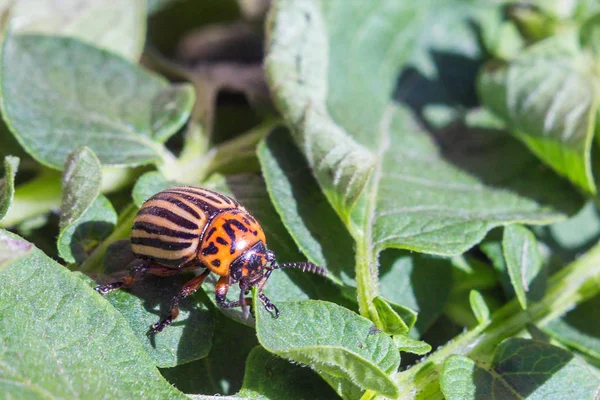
131 186 239 267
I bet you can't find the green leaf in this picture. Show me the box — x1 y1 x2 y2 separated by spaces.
533 201 600 268
58 195 117 263
238 346 338 400
441 338 600 399
480 238 514 299
266 0 378 219
1 34 194 169
544 293 600 361
469 290 490 325
255 299 400 398
393 335 432 356
379 250 453 337
161 312 258 395
581 13 600 58
503 225 547 310
102 272 213 368
373 296 409 335
265 0 584 328
57 147 117 263
258 128 356 286
0 227 32 272
478 32 599 193
59 147 102 230
0 229 186 399
0 155 18 221
11 0 147 60
362 107 581 257
131 170 178 207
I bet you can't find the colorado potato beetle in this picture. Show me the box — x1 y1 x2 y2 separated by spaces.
94 186 326 334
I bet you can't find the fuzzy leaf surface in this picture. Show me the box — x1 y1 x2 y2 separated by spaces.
0 155 18 221
11 0 146 60
478 33 599 193
441 338 600 399
0 229 186 399
1 34 194 169
503 225 546 310
255 299 400 398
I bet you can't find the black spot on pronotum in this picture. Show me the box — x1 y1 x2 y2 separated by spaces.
228 219 249 232
205 227 217 241
216 237 228 245
202 242 219 256
211 259 221 267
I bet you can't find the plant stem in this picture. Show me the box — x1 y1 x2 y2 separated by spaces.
77 204 137 274
383 240 600 399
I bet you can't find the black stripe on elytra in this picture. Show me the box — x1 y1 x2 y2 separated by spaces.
138 206 199 230
202 242 219 256
211 190 238 205
153 193 202 219
132 221 197 240
162 190 221 214
131 236 193 251
170 187 226 204
216 237 228 245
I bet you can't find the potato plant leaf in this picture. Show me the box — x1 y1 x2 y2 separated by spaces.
0 155 18 221
503 225 546 310
478 32 599 193
255 298 400 398
469 289 490 324
11 0 146 60
238 346 338 400
265 0 584 328
59 147 102 230
160 312 258 396
101 272 213 368
258 128 356 286
0 229 186 399
0 34 194 169
393 335 432 356
373 296 409 335
57 147 117 263
440 338 600 399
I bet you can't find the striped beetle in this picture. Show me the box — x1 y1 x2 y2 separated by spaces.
94 186 326 334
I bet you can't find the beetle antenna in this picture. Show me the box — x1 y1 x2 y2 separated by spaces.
275 262 327 276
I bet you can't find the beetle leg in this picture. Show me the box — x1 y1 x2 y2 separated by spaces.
94 263 151 294
94 263 199 295
215 276 253 318
149 268 211 335
258 292 279 318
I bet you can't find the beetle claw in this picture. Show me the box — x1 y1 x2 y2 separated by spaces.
148 316 172 335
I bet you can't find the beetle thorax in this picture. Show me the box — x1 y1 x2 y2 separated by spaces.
197 209 267 276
